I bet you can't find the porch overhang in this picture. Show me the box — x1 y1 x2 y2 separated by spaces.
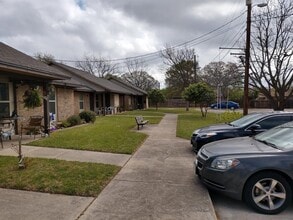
0 62 69 81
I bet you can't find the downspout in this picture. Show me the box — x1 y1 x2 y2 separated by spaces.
12 81 18 134
43 82 49 135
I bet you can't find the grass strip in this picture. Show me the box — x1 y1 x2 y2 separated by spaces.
0 156 120 197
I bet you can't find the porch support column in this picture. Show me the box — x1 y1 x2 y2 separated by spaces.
103 93 106 116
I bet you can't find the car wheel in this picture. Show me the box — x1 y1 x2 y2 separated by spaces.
243 172 292 214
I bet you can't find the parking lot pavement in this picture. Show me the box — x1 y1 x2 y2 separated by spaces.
210 190 293 220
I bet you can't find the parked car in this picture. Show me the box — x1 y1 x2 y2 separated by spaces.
195 121 293 214
191 111 293 153
210 101 240 109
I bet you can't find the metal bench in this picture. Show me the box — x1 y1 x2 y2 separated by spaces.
135 116 149 130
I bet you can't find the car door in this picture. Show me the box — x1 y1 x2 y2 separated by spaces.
250 115 293 134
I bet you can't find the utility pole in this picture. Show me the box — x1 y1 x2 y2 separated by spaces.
244 0 252 115
193 54 197 83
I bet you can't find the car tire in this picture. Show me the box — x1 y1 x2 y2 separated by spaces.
243 172 292 214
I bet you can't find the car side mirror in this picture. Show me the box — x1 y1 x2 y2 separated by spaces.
249 124 261 131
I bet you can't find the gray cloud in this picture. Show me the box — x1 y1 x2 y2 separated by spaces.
0 0 247 85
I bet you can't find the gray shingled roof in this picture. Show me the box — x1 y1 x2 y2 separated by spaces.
108 77 148 95
51 62 134 94
0 42 68 80
49 64 104 92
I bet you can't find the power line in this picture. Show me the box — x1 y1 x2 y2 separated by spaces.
56 10 247 64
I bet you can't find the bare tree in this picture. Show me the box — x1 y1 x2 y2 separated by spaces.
161 46 195 67
249 0 293 110
125 58 148 75
75 55 118 77
161 46 198 97
121 71 159 91
34 53 55 64
121 59 159 91
201 61 243 93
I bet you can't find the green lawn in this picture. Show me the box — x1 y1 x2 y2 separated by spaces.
0 156 120 197
177 109 242 139
0 108 242 197
29 114 163 154
29 108 241 151
119 109 165 117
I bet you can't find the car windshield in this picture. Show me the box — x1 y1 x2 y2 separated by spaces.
229 113 264 127
254 126 293 150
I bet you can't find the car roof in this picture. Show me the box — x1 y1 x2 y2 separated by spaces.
248 111 293 116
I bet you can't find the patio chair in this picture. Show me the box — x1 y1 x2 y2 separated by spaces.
0 118 15 148
21 116 44 139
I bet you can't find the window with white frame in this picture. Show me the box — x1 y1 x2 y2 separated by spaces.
79 94 84 111
48 86 56 121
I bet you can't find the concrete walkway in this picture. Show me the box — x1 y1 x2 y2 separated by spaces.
0 114 216 220
0 145 131 167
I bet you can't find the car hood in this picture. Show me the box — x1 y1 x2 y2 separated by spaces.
196 123 236 133
202 137 280 156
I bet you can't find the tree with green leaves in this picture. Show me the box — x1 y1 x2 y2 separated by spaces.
228 87 259 108
182 83 215 117
148 89 166 110
161 47 198 97
200 61 242 95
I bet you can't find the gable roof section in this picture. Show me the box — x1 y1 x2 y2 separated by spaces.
0 42 68 80
51 62 133 94
108 77 148 95
49 64 104 92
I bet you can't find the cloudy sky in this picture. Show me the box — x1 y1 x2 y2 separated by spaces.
0 0 267 86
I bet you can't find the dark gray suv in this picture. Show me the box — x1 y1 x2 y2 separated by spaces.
191 111 293 152
195 121 293 214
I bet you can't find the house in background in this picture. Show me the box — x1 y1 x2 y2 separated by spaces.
254 89 293 109
108 77 149 110
0 42 68 134
49 62 147 117
0 42 149 134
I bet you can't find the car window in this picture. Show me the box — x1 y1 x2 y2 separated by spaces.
255 127 293 150
257 116 292 129
230 113 264 127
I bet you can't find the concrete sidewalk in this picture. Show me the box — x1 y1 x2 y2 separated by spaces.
0 145 131 167
80 114 216 219
0 114 216 220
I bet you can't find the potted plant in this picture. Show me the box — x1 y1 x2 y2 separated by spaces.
23 87 42 109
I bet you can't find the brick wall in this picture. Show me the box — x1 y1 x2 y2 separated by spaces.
73 91 91 115
16 85 44 132
13 84 93 132
56 87 74 121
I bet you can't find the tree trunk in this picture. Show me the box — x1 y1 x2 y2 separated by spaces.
272 98 285 111
185 101 189 111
